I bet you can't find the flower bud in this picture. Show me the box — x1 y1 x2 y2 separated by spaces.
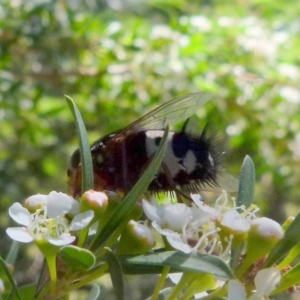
81 190 108 217
237 217 284 277
116 220 155 255
24 194 47 212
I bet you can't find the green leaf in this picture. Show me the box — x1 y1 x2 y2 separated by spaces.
59 245 96 271
89 125 169 252
119 264 164 274
106 248 124 300
237 155 255 208
5 241 19 265
264 211 300 267
0 257 23 300
120 251 234 280
18 285 36 300
2 284 36 300
65 95 94 194
86 284 101 300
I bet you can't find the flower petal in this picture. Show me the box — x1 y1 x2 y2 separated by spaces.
142 199 161 223
163 204 192 231
46 191 72 218
6 227 33 243
8 203 31 226
88 221 98 235
46 233 76 246
69 210 94 231
168 272 183 284
222 209 251 232
167 233 192 253
67 197 80 217
228 280 246 300
255 267 281 296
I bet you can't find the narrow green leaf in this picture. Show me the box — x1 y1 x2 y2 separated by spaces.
86 284 101 300
65 95 94 193
89 125 169 252
17 285 35 300
5 241 19 265
265 211 300 267
3 285 36 300
237 155 255 208
120 263 164 274
120 251 234 280
272 262 300 294
0 257 23 300
34 261 49 300
106 248 124 300
59 245 96 271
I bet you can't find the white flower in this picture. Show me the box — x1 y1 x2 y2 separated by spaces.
228 267 281 300
6 191 94 246
143 191 256 257
222 209 251 233
142 199 192 232
142 197 222 255
142 199 194 253
252 268 281 297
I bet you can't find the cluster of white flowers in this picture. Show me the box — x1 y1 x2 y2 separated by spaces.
143 191 257 258
143 190 285 299
6 191 94 246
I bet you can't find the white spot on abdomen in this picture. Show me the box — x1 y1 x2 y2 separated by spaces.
145 130 181 177
183 150 197 174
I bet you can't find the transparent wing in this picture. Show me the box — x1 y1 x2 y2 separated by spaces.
116 92 214 137
201 172 239 193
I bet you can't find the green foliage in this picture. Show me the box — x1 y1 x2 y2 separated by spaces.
237 155 255 209
66 95 94 193
120 251 234 280
59 245 96 272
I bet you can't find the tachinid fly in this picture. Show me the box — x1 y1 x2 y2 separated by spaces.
68 93 232 198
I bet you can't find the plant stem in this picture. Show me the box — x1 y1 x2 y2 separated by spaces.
151 266 170 300
45 254 57 296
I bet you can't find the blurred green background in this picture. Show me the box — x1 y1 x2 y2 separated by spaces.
1 0 300 299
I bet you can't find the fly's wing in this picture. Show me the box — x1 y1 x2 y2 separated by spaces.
113 92 214 139
201 172 239 193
